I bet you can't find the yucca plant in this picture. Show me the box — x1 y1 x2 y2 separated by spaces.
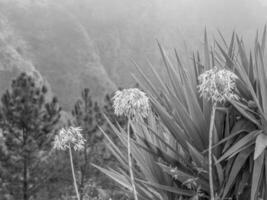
214 26 267 199
94 26 267 200
94 38 225 200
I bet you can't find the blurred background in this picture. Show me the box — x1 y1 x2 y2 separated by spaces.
0 0 267 110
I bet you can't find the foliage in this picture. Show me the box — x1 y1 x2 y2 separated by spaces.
0 72 61 200
95 27 267 200
215 26 267 199
71 88 105 200
71 89 128 200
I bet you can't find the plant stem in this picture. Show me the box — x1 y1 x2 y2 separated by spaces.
68 146 80 200
209 103 216 200
127 119 138 200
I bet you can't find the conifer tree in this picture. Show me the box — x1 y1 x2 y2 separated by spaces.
72 88 104 200
72 90 129 200
0 72 61 200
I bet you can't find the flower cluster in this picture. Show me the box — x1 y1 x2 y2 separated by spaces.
53 126 85 151
198 67 239 103
113 88 150 119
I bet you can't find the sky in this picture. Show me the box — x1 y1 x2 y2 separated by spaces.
259 0 267 6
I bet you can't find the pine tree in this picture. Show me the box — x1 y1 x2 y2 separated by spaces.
72 88 105 200
71 89 129 200
0 72 61 200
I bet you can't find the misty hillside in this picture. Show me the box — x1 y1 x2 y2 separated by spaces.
0 0 116 111
0 0 267 109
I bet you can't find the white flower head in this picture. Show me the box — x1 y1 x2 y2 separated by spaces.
53 126 85 151
198 67 239 103
112 88 150 119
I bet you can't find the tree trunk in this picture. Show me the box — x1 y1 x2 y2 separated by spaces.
23 157 28 200
23 129 28 200
80 147 88 200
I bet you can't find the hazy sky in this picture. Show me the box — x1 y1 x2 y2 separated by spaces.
259 0 267 6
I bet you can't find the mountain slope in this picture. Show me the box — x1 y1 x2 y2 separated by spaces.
0 0 116 110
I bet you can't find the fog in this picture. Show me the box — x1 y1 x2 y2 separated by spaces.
56 0 267 85
1 0 267 106
65 0 267 84
59 0 267 44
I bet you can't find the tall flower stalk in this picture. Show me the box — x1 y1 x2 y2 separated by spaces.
208 103 216 200
113 88 150 200
198 67 238 200
68 145 80 200
53 126 85 200
127 118 138 200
